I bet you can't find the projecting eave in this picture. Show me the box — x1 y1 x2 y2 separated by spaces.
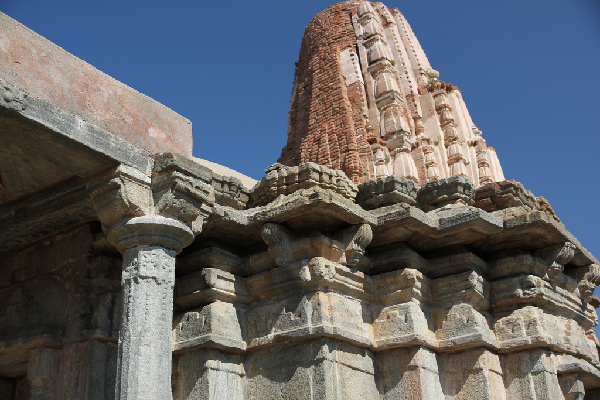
0 78 152 253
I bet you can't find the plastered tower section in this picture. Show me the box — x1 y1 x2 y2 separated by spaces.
280 1 504 186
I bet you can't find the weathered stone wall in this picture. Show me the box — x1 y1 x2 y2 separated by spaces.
1 159 599 399
0 12 193 157
0 223 121 399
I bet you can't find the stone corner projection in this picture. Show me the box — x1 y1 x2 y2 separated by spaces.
1 2 599 400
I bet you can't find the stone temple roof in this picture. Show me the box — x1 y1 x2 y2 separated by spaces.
1 3 600 400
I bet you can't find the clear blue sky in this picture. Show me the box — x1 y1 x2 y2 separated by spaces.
2 1 599 271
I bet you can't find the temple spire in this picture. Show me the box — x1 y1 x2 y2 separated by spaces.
279 1 504 186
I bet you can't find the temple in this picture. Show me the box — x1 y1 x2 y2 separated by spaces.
1 2 600 400
279 2 504 186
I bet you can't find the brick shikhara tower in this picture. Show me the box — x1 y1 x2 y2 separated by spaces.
279 1 504 185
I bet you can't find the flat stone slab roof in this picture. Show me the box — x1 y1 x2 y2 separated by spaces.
0 12 192 157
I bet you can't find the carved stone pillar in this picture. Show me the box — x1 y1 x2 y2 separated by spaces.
110 217 193 400
87 159 213 400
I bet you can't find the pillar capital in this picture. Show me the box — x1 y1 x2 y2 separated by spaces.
86 156 215 243
107 216 194 254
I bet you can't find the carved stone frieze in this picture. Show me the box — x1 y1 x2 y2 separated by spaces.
251 162 358 207
417 176 475 211
474 180 537 212
356 175 417 209
491 274 597 329
261 222 372 270
494 306 599 365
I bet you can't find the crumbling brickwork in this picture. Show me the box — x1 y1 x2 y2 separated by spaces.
280 2 367 182
280 1 505 186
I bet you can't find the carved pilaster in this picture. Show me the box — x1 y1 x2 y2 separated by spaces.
418 134 440 182
472 126 493 185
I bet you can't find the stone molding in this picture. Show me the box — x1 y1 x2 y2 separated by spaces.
107 216 194 254
251 162 358 207
356 175 417 209
417 176 475 210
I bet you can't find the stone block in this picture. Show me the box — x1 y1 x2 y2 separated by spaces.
491 275 597 330
428 252 488 279
494 306 599 364
417 176 475 210
432 271 489 310
356 175 418 209
373 268 431 305
500 349 563 400
175 350 244 400
177 246 244 277
559 373 585 400
176 268 248 310
439 348 506 399
376 346 444 400
246 340 376 400
489 253 547 280
174 302 245 352
368 245 429 275
474 180 536 212
25 343 116 400
373 302 436 348
247 291 370 348
433 303 497 350
251 163 358 207
247 295 312 346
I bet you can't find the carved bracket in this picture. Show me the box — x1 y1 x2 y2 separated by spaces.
152 170 214 235
86 164 152 231
261 222 372 269
578 264 600 303
87 157 217 252
539 241 576 281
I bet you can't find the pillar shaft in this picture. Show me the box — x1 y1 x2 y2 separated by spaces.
115 245 176 399
106 216 194 400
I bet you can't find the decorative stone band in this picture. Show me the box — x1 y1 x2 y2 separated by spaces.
107 216 194 254
356 175 418 209
251 162 358 207
417 176 475 210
